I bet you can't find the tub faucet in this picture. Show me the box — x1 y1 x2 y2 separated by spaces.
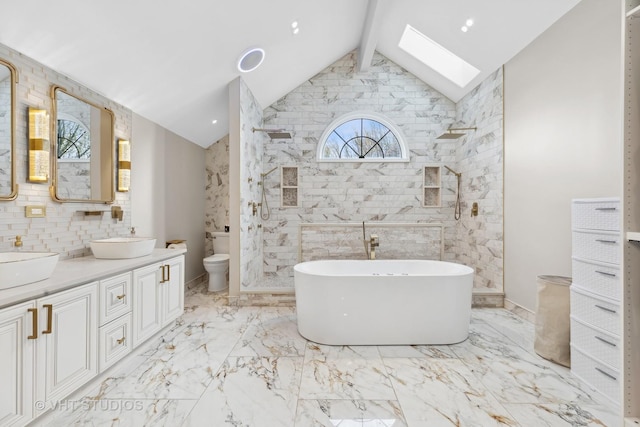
369 234 379 260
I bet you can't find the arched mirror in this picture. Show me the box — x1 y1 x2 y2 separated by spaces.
0 58 18 200
51 86 115 203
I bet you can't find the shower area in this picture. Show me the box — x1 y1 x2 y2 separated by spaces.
211 52 504 303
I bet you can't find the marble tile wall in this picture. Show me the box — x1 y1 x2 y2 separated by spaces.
0 43 131 258
299 223 443 262
205 134 229 256
454 67 504 292
261 51 478 288
239 78 267 290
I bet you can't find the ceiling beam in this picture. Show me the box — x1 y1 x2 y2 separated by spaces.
357 0 385 72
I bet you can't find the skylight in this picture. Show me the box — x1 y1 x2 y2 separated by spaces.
398 24 480 88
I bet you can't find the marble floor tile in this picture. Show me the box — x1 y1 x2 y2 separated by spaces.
41 288 620 427
229 314 308 357
384 358 518 427
182 356 303 427
295 399 408 427
377 344 458 359
453 324 597 405
38 398 197 427
503 402 619 427
95 321 243 400
300 344 396 400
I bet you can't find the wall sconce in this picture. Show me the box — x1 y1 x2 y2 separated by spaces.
117 139 131 192
28 108 50 182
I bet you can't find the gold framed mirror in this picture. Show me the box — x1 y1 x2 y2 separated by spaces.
0 58 18 200
51 86 115 203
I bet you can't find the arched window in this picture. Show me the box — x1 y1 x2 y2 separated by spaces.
317 112 408 162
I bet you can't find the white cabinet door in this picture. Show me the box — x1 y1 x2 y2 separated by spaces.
132 263 163 347
0 301 36 427
162 256 185 324
35 283 98 411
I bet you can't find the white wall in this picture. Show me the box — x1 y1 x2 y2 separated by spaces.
504 0 623 311
131 113 206 282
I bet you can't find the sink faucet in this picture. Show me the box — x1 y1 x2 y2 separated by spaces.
12 235 23 250
369 234 379 260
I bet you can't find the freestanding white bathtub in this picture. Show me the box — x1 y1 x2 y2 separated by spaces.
294 259 474 345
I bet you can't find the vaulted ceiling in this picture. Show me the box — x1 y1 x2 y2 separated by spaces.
0 0 581 148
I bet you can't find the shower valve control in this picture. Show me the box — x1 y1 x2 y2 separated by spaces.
471 202 479 217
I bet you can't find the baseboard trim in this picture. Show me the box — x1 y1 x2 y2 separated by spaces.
504 298 535 323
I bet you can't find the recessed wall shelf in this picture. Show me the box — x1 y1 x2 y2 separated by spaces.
281 166 299 208
423 166 441 207
627 232 640 242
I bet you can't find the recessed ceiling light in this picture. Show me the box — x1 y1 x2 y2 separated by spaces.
466 18 474 27
291 21 298 29
292 27 300 35
398 24 480 88
212 119 218 124
461 26 468 32
237 47 265 73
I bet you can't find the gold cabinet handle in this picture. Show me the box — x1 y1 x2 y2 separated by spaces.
116 336 125 345
166 265 171 282
43 304 53 334
159 265 166 283
27 308 38 340
116 294 126 300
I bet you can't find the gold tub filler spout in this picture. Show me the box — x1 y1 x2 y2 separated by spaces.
369 234 379 260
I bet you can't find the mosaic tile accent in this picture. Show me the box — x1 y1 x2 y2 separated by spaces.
0 43 131 258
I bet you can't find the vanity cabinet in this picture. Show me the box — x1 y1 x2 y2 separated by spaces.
0 283 98 425
132 256 184 347
0 251 185 427
0 301 36 426
35 283 99 412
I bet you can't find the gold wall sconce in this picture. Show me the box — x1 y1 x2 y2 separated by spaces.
117 139 130 192
28 108 50 182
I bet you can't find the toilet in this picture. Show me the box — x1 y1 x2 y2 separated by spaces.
203 231 230 292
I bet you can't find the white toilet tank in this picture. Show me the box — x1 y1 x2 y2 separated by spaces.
212 231 229 254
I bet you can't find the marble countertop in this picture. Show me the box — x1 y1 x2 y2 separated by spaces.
0 248 187 309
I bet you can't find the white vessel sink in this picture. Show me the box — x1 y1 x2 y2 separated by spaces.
0 252 60 290
90 237 156 259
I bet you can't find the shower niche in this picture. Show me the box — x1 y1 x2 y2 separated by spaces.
281 166 298 207
423 166 441 207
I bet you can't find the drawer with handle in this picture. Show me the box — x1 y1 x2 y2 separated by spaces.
572 230 621 265
571 257 620 300
570 285 620 336
570 316 620 369
570 344 620 404
571 199 620 231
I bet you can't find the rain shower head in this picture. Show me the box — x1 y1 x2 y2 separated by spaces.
436 127 477 140
252 127 292 139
